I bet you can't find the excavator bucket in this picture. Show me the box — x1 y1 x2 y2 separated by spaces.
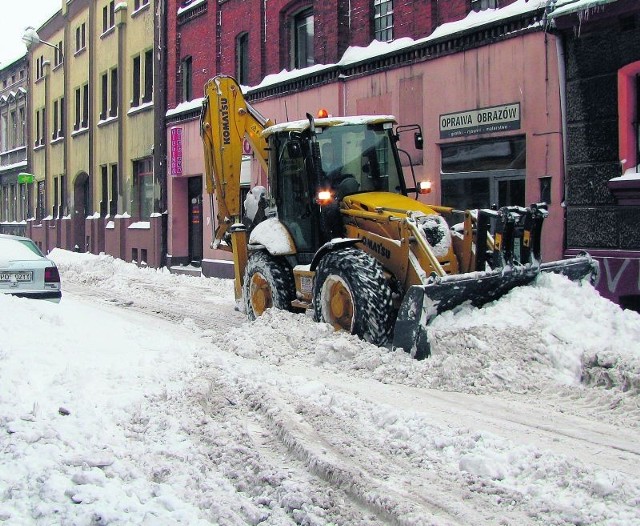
392 205 599 359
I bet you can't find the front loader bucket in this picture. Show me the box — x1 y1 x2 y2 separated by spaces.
392 253 598 360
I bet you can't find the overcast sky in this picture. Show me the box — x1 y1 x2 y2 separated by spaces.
0 0 61 68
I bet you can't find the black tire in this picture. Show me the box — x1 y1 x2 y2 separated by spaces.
243 252 296 320
313 247 395 346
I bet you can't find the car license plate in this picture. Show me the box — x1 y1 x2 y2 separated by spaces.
0 272 33 282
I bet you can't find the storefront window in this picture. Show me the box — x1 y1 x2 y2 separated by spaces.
440 136 526 210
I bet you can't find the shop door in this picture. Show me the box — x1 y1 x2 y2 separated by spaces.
188 176 203 265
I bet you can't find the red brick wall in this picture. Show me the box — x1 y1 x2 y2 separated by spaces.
168 0 521 100
167 0 218 106
218 0 265 84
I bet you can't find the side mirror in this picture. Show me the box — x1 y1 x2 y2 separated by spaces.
414 132 424 150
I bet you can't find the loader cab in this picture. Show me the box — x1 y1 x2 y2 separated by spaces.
266 117 408 262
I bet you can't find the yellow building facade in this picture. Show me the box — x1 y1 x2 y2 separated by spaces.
25 0 161 266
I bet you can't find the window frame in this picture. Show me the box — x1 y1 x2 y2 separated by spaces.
373 0 393 42
110 67 118 117
236 33 249 86
471 0 497 12
102 1 115 34
75 22 86 53
291 8 314 70
180 56 192 102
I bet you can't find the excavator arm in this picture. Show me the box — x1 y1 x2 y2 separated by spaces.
200 75 272 248
200 75 273 300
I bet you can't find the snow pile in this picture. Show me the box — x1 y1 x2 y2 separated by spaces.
52 249 235 306
1 249 640 525
219 273 640 396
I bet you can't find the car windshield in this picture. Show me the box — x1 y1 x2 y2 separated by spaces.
0 238 44 261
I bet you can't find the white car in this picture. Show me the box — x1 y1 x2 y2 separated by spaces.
0 234 62 302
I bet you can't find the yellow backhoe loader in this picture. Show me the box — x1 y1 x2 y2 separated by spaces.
200 75 597 359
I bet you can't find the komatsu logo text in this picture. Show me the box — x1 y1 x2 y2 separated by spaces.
220 98 231 145
359 236 391 259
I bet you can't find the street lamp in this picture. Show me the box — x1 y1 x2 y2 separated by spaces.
22 26 62 59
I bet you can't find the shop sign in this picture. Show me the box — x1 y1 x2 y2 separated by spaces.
17 173 35 184
170 127 183 176
440 103 520 139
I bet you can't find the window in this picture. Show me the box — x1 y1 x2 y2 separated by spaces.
34 110 40 147
440 137 526 210
101 73 108 120
18 183 27 221
74 84 88 130
539 176 552 204
471 0 497 11
52 100 59 140
236 33 249 85
132 55 141 107
75 23 86 52
9 111 16 149
60 174 66 217
134 0 149 10
1 114 6 151
74 87 81 130
101 165 108 216
37 180 45 220
133 157 155 218
373 0 393 42
35 108 46 146
617 63 640 174
54 41 63 67
180 56 192 102
100 69 118 121
103 1 115 33
132 51 153 107
35 55 45 80
53 176 59 217
292 8 314 69
83 84 89 127
610 62 640 203
111 164 118 216
143 49 153 103
110 68 118 117
18 107 25 145
99 164 118 216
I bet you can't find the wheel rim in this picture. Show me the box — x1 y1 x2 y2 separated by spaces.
321 276 354 332
249 272 272 316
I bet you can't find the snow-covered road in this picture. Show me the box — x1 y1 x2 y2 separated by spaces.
1 249 639 525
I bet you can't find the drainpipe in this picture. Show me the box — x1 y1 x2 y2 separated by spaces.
555 34 569 254
116 3 127 209
155 0 168 267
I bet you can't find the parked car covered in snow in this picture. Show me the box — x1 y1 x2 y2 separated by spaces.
0 234 62 302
